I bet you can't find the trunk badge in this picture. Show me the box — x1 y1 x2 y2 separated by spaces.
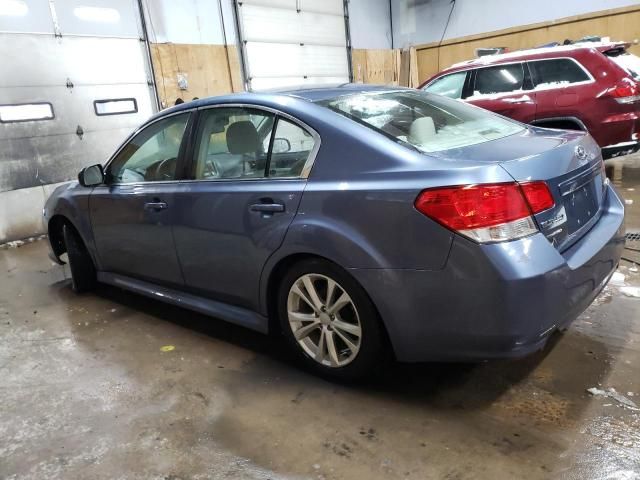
575 145 588 164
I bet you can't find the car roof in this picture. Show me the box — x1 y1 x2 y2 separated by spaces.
434 41 629 76
150 84 410 124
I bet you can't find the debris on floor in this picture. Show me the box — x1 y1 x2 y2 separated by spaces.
611 272 626 286
0 234 47 249
619 286 640 298
587 387 640 411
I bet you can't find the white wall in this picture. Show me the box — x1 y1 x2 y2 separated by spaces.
143 0 236 45
348 0 392 49
392 0 640 48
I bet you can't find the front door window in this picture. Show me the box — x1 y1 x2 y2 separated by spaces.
107 113 190 184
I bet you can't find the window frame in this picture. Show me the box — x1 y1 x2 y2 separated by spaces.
0 102 55 123
102 109 195 186
93 98 138 117
185 103 321 183
526 57 595 90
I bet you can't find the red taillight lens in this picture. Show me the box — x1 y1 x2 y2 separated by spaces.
414 181 555 242
608 80 640 103
610 81 639 98
520 181 555 213
415 183 530 231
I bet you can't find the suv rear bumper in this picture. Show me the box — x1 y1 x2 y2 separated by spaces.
351 183 625 362
602 140 640 159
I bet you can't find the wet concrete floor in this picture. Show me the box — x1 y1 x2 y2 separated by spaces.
1 155 640 479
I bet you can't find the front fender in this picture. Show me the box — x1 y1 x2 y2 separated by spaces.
44 182 99 267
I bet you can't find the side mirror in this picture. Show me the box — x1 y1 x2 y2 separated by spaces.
78 164 104 187
272 137 291 154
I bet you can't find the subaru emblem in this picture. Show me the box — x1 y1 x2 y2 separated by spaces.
575 145 588 163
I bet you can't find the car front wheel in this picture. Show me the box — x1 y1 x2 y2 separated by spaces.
278 259 385 380
63 224 96 293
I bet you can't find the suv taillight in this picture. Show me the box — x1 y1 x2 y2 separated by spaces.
414 182 554 243
609 80 640 104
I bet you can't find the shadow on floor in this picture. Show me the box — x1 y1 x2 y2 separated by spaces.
57 278 612 416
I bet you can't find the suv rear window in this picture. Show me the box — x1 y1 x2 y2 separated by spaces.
474 63 525 95
608 52 640 81
529 59 590 88
320 91 524 153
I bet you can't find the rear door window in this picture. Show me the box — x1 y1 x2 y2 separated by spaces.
528 59 591 89
423 71 467 99
473 63 525 95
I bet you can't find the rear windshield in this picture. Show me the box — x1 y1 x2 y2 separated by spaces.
608 51 640 81
318 90 524 153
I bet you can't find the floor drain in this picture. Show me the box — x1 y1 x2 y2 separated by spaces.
626 232 640 242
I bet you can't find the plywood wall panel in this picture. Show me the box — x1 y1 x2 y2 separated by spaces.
150 43 243 108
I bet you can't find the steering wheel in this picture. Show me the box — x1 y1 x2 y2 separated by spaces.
154 157 177 181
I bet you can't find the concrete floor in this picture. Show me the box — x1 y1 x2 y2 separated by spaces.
2 157 640 480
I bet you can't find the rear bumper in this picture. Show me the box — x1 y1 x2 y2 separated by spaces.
601 140 640 159
351 183 625 362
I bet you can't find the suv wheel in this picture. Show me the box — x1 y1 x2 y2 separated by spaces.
277 258 384 380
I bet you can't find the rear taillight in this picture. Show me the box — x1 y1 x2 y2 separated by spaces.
414 181 554 243
608 80 640 104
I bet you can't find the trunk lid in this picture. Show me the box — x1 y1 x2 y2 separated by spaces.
434 127 607 251
497 128 606 251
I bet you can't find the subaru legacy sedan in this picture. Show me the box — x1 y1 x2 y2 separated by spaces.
44 85 625 379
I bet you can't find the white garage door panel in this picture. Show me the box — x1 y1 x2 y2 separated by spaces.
241 0 296 9
238 0 350 91
0 35 148 87
251 76 348 91
242 0 343 15
0 0 54 34
0 84 152 140
241 4 346 46
246 42 348 78
0 128 135 192
299 0 344 15
53 0 141 37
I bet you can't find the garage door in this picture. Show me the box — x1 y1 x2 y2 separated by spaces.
0 0 157 193
235 0 351 90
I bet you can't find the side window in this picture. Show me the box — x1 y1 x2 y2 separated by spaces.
268 118 316 178
474 63 525 95
423 71 467 99
529 59 591 88
194 107 275 180
107 113 189 184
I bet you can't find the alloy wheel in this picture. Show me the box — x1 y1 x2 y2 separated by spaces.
287 273 362 368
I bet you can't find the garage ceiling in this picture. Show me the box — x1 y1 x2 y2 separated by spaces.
235 0 351 91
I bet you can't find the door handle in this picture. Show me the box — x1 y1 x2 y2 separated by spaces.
144 201 168 211
250 203 285 213
503 95 532 104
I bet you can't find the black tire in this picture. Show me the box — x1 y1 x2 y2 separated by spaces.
63 224 96 293
277 258 385 381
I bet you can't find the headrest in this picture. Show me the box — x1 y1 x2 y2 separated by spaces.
226 120 260 154
408 117 436 145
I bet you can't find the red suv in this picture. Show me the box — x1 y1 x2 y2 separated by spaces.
421 42 640 158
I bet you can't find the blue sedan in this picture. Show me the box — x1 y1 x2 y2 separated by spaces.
44 85 625 379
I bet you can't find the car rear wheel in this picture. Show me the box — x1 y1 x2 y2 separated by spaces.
63 224 96 293
278 258 385 380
